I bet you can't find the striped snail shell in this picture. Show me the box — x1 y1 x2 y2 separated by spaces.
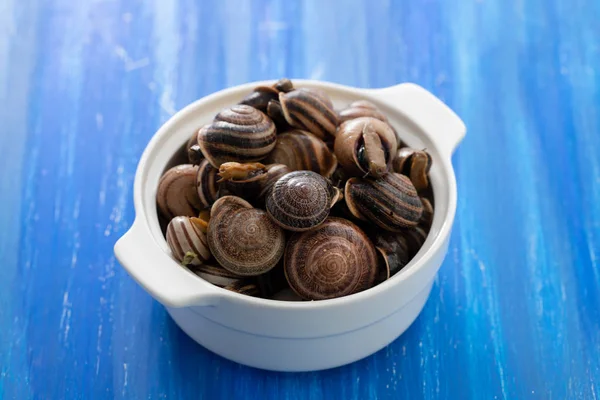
345 173 423 231
166 216 211 266
338 100 388 124
403 225 429 258
257 164 292 201
157 164 202 219
190 264 243 287
187 132 204 164
278 88 339 140
196 159 219 209
239 78 294 112
208 196 286 276
266 171 341 232
223 280 261 296
392 147 432 192
372 231 410 283
334 117 398 178
264 130 338 178
284 217 378 300
217 162 268 202
197 105 276 168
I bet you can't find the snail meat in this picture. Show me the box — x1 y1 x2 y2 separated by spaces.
284 217 378 300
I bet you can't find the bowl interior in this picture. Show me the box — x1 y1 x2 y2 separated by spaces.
137 80 453 303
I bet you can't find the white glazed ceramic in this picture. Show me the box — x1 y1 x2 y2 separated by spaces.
114 80 466 372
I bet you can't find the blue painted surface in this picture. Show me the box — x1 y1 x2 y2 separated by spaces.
0 0 599 398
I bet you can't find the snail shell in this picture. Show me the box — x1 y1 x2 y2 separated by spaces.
196 159 219 209
266 171 340 231
223 280 261 296
197 105 276 167
420 197 434 230
279 88 339 140
372 232 410 282
392 147 432 192
208 196 286 276
190 264 243 287
217 162 268 201
264 130 338 178
157 164 202 219
345 173 423 231
334 117 398 178
166 216 211 266
187 133 204 164
338 100 388 124
239 78 294 112
257 164 292 201
271 288 303 301
403 226 428 258
255 263 288 297
284 217 378 300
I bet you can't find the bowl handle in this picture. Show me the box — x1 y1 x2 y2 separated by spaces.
367 83 466 157
114 218 221 308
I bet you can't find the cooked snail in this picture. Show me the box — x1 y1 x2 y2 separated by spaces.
403 226 428 258
197 105 276 167
223 280 261 296
277 88 338 139
271 288 303 301
190 264 243 287
338 100 388 123
166 216 211 266
345 173 423 231
187 133 204 164
217 162 268 201
393 147 432 192
196 159 219 209
284 217 378 300
266 171 341 231
208 196 286 276
372 231 410 282
264 130 338 177
334 117 397 178
420 197 434 230
239 78 294 112
157 164 202 219
257 164 292 201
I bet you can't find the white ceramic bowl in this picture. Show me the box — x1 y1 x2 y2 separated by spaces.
114 80 465 372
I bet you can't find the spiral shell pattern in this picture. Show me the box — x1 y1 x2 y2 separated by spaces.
279 88 339 139
157 164 202 219
345 173 423 231
197 105 276 168
166 216 211 266
196 159 219 208
266 171 335 231
392 147 432 192
284 217 377 300
208 196 286 276
264 130 338 178
338 100 388 124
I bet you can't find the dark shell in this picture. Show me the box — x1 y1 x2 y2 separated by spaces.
208 196 286 276
403 226 429 258
157 164 202 219
187 133 204 164
338 100 388 124
266 100 292 132
279 88 339 140
257 164 292 201
166 216 211 266
217 162 268 202
264 130 338 178
284 217 378 300
334 117 397 178
345 173 423 231
255 263 288 298
420 197 434 230
372 231 410 283
196 159 219 209
271 288 303 301
224 280 261 296
392 147 432 192
239 78 294 112
197 105 276 167
189 264 243 287
266 171 337 232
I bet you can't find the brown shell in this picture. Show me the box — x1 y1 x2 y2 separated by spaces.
279 88 339 140
264 130 338 178
345 173 423 231
239 78 294 112
208 196 286 276
157 164 202 219
338 100 388 124
257 164 292 201
284 217 378 300
196 159 219 209
403 226 429 258
420 197 434 230
189 264 243 287
187 133 204 164
266 171 337 231
392 147 432 192
217 162 268 201
197 105 276 167
372 232 410 283
166 216 211 266
334 117 398 178
223 280 261 296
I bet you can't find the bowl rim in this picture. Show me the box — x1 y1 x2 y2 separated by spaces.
125 79 464 309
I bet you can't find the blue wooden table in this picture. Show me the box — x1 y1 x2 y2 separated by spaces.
1 0 599 398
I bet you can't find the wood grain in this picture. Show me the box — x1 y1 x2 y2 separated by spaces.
0 0 599 398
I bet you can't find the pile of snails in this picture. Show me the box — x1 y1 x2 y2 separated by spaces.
157 79 434 301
